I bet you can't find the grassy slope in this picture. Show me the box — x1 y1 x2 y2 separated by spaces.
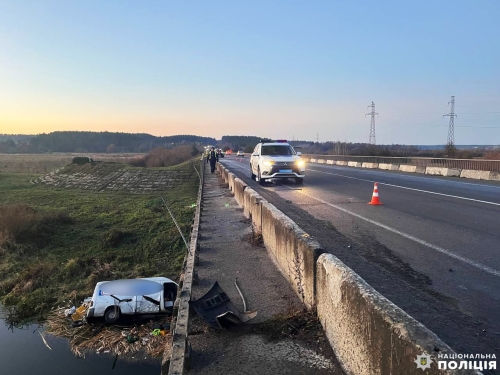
0 160 199 321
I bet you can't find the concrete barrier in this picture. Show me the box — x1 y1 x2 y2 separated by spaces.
261 202 324 309
164 161 205 375
317 159 326 164
243 187 256 219
233 178 247 207
348 161 362 168
378 163 399 171
399 165 426 173
310 158 317 163
326 160 335 165
249 192 266 234
336 161 348 166
362 162 379 169
316 254 477 375
227 172 236 192
460 169 491 180
223 167 229 183
489 172 500 181
425 167 461 177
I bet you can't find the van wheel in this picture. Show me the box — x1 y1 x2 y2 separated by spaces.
104 307 120 324
295 178 303 184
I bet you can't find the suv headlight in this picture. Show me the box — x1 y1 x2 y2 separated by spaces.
296 160 305 167
263 160 275 166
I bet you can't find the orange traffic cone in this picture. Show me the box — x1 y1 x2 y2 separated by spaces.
368 182 383 205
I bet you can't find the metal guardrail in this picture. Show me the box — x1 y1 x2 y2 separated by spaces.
302 154 500 172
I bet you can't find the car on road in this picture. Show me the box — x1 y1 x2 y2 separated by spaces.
236 151 244 157
250 140 305 184
218 149 224 158
225 150 232 155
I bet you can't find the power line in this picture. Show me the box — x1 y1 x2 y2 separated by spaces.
366 101 378 145
443 96 457 156
378 111 500 115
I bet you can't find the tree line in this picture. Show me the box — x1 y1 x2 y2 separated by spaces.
0 131 217 153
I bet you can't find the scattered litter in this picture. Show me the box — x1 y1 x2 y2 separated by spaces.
64 306 76 317
46 309 172 359
151 329 161 336
39 331 52 351
302 233 310 238
225 203 230 207
126 334 139 344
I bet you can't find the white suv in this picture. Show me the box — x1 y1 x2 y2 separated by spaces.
250 141 305 184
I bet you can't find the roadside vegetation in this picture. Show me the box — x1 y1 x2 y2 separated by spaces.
0 152 200 323
129 144 200 168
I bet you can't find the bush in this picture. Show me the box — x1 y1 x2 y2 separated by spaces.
484 151 500 160
72 156 92 165
0 205 73 252
101 228 130 247
129 145 200 168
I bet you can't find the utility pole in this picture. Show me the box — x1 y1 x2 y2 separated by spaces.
316 133 319 144
443 96 457 157
366 101 378 145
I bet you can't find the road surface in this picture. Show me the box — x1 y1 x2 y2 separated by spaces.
220 155 500 362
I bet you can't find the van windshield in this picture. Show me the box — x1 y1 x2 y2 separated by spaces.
261 145 295 156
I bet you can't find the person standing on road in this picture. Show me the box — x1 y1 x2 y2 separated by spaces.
208 146 218 174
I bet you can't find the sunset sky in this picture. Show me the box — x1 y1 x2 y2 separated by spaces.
1 0 499 144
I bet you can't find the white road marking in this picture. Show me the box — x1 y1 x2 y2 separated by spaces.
308 168 500 207
283 185 500 278
223 161 500 276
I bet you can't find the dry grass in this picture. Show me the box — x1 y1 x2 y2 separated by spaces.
0 204 38 246
484 151 500 160
0 153 144 174
130 146 199 168
46 309 171 359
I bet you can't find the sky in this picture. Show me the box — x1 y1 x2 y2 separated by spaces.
0 0 499 145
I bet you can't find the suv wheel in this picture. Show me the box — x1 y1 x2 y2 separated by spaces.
295 177 303 184
250 164 256 180
258 167 265 185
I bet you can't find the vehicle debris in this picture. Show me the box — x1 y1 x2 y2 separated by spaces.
189 282 257 329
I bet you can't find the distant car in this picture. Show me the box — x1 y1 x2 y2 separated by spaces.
225 150 232 155
249 140 305 184
218 149 224 158
237 151 244 157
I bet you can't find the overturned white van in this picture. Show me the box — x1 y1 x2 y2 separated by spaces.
86 277 178 323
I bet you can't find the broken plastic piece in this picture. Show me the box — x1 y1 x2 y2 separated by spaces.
189 282 257 329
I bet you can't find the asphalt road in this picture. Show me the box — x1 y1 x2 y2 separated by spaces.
219 155 500 364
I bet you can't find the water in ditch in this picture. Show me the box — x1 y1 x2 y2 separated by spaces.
0 305 160 375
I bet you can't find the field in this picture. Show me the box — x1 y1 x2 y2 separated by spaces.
0 154 199 322
0 153 144 174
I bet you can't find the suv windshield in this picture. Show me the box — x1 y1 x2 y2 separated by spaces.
261 145 295 156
